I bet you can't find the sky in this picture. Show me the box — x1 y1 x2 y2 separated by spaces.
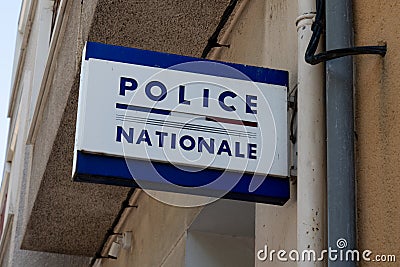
0 1 22 179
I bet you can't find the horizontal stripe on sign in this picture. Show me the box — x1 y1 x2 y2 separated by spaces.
116 115 256 138
116 103 170 115
116 103 258 129
206 116 258 128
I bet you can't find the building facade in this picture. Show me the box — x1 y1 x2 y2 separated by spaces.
0 0 398 266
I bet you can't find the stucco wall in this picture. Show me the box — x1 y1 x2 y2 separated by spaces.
99 1 298 266
210 0 298 266
354 1 400 266
100 192 201 267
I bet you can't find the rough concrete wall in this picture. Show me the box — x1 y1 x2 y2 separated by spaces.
22 0 234 256
100 192 201 267
26 0 97 218
23 72 130 256
11 146 89 267
23 0 131 256
6 1 90 264
354 1 400 266
88 0 230 57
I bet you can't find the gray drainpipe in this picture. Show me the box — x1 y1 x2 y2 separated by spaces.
326 0 356 266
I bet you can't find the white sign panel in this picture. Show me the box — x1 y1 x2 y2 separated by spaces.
74 43 289 179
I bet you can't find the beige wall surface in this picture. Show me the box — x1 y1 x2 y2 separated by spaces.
354 1 400 266
210 0 298 266
100 192 201 267
100 1 298 266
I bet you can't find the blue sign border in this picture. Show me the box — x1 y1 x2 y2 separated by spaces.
74 151 290 205
75 42 290 205
85 42 288 87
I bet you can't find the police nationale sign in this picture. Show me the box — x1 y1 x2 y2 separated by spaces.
73 42 290 205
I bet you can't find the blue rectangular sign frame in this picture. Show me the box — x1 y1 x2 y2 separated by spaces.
73 42 290 205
